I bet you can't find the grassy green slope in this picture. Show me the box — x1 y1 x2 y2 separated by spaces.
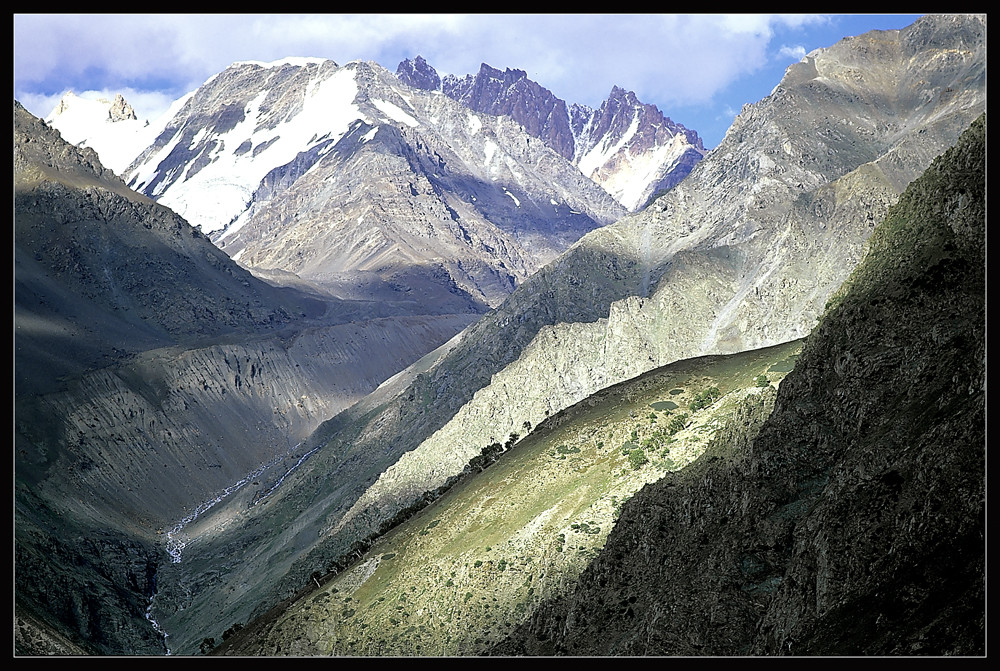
219 338 802 655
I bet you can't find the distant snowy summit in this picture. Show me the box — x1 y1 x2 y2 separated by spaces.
106 57 626 309
51 91 136 121
397 56 707 211
45 91 180 176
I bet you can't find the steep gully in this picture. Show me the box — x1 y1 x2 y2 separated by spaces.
146 439 322 653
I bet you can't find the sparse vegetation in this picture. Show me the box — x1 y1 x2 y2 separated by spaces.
221 623 243 641
628 449 648 470
238 340 801 656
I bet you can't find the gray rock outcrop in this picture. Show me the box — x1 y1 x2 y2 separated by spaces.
108 93 137 122
395 55 441 93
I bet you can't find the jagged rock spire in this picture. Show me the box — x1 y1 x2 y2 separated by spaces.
108 93 137 122
396 55 441 91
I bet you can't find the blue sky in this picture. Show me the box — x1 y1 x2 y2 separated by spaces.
14 14 926 149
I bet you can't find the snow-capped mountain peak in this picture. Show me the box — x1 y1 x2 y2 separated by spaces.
398 57 706 211
45 91 173 176
114 58 625 310
124 59 365 235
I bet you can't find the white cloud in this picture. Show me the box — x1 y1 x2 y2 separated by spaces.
15 14 828 111
778 45 808 61
13 13 870 146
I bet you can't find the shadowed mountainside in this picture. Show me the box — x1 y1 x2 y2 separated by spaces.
496 113 985 657
14 101 476 655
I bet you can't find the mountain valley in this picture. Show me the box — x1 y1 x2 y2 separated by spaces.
15 99 477 654
14 13 985 657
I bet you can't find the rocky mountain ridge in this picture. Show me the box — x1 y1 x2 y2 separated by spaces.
497 112 985 656
15 100 316 392
113 57 625 310
397 56 707 210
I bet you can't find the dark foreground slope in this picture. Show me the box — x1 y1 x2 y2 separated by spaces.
496 115 985 656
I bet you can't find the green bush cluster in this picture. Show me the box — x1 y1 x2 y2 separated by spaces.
667 413 690 434
689 386 721 412
628 448 649 470
571 521 601 535
467 441 504 473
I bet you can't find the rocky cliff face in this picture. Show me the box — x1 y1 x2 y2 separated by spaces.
497 113 985 657
395 55 440 91
121 58 625 310
398 57 707 211
441 63 577 161
107 93 137 122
